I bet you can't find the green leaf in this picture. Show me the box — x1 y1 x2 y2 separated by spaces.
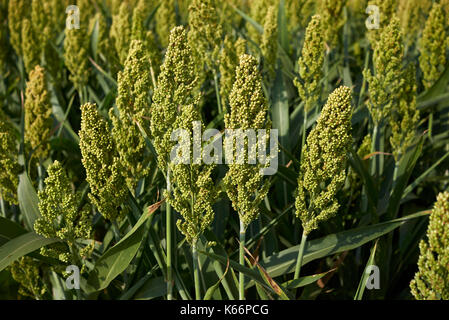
283 269 336 289
132 276 167 300
0 232 60 272
277 0 289 53
354 240 378 300
86 208 153 292
387 136 424 220
198 250 283 297
418 62 449 105
261 211 429 279
0 217 27 245
18 172 41 231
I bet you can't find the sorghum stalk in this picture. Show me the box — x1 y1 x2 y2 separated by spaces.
224 54 272 299
410 192 449 300
166 169 173 300
150 26 198 300
192 240 201 300
364 16 404 176
293 232 307 280
239 220 245 300
294 86 353 279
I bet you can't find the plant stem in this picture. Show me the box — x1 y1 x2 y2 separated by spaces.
300 110 308 162
370 124 378 176
192 240 201 300
239 220 246 300
37 162 44 192
0 194 6 218
166 168 173 300
213 71 222 115
294 231 308 280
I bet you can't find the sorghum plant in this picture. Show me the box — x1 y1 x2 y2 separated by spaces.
79 103 127 221
0 0 448 303
224 54 272 299
410 192 449 300
419 3 447 90
34 160 92 264
294 86 353 279
24 65 53 162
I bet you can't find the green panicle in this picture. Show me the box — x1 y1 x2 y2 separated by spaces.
358 134 372 160
398 0 431 47
111 2 132 66
131 4 146 42
410 191 449 300
247 0 275 45
219 36 247 113
219 0 244 33
0 2 7 72
111 39 152 191
0 110 21 204
286 0 315 31
224 54 272 228
64 24 90 90
294 14 325 113
318 0 347 47
30 0 49 47
168 105 219 245
48 0 69 33
364 16 404 126
7 0 30 56
188 0 223 78
390 64 420 161
146 30 162 79
77 0 96 25
21 19 40 74
367 0 397 46
79 103 128 221
261 5 278 81
34 160 93 263
150 26 198 171
295 86 353 235
24 65 53 161
155 0 177 48
419 3 447 90
9 257 46 299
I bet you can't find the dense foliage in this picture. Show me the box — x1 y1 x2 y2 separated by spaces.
0 0 448 300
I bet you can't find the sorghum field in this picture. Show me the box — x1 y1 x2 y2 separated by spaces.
0 0 448 301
